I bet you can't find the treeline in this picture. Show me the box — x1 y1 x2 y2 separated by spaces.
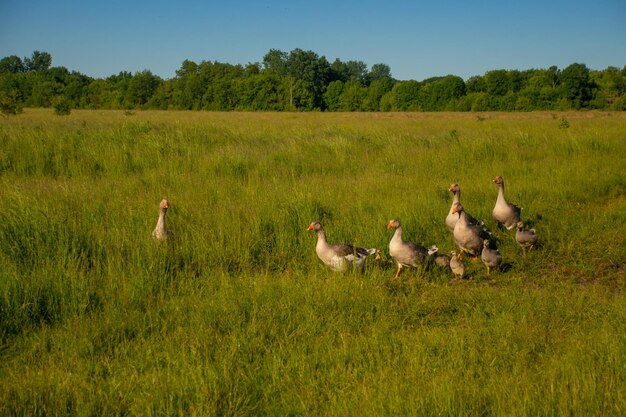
1 49 626 113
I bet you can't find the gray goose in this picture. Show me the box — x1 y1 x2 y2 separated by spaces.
449 250 466 279
387 219 431 279
515 222 538 251
307 222 376 272
428 245 451 268
452 203 491 258
446 183 482 233
480 239 502 275
492 176 522 230
151 199 170 241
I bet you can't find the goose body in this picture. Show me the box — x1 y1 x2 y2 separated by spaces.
307 222 376 272
446 183 481 232
152 199 170 241
515 222 538 250
492 176 522 230
387 219 430 279
449 250 466 279
481 239 502 275
452 203 491 257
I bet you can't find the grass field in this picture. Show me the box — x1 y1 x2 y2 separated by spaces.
1 109 625 416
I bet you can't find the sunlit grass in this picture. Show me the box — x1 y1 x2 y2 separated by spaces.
0 109 625 416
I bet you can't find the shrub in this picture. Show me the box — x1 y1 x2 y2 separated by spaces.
0 91 23 115
52 96 71 115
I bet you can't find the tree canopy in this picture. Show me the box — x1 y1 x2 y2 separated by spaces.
1 50 625 113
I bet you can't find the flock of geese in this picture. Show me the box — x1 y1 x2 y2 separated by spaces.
152 176 538 279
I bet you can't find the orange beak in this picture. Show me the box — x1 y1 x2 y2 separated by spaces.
449 184 455 191
387 222 393 229
162 201 169 209
306 224 314 231
452 206 458 214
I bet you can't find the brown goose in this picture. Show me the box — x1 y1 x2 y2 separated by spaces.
515 222 538 251
492 176 522 230
151 199 170 241
387 219 431 279
452 203 491 258
307 222 376 272
449 250 466 279
446 183 482 233
480 239 502 275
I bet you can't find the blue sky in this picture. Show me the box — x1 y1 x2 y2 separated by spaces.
1 0 625 81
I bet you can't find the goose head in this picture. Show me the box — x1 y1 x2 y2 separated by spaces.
493 176 504 186
451 202 464 216
307 221 323 233
449 183 459 193
387 219 401 230
159 199 169 212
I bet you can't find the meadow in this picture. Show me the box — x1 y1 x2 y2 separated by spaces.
0 109 625 416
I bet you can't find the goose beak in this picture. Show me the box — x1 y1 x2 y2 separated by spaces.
306 224 314 231
387 222 393 229
449 184 455 191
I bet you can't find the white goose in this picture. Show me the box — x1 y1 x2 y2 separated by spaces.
152 199 170 241
492 176 522 230
307 222 376 272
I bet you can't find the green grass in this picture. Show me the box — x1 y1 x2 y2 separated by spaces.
0 109 625 416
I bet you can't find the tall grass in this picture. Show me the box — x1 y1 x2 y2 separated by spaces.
0 109 625 416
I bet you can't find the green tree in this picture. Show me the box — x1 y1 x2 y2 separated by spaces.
466 75 486 93
0 56 26 73
323 80 343 111
263 49 289 76
84 79 113 109
390 80 420 110
287 49 330 110
559 63 592 108
366 63 393 85
484 70 510 96
24 51 52 72
518 68 560 110
363 78 392 111
235 73 284 110
147 80 175 110
418 76 465 111
329 59 367 84
339 81 365 111
124 70 162 108
589 66 624 109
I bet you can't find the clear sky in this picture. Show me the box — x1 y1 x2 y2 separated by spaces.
1 0 625 81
